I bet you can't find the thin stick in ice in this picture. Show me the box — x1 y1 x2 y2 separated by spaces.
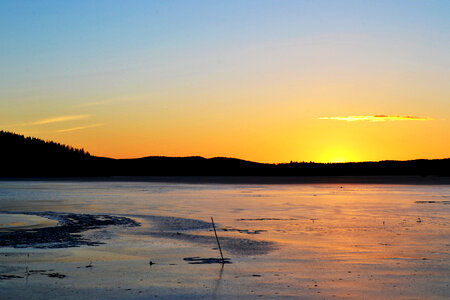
211 217 225 264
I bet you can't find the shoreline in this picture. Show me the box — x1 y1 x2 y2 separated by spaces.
1 175 449 185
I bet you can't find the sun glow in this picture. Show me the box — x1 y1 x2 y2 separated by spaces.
318 147 360 163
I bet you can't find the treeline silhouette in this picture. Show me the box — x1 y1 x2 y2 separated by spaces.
1 131 90 157
1 131 449 178
0 131 92 177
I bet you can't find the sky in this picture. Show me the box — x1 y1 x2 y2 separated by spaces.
1 0 449 163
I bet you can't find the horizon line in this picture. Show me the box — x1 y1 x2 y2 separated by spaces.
2 130 449 165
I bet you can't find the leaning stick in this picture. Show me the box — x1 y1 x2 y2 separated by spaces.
211 217 224 264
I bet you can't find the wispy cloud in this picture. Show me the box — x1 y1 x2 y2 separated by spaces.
319 115 433 122
55 123 103 133
11 114 90 127
32 114 90 125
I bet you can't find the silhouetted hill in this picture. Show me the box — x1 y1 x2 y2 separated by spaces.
0 131 90 158
0 131 93 177
1 131 449 178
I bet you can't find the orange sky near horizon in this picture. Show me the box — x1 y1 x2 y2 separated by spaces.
1 1 449 163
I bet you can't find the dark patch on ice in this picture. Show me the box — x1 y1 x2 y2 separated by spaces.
148 231 276 255
0 212 139 249
1 269 67 279
28 269 50 274
127 214 277 255
184 257 232 264
0 274 23 280
237 218 297 221
129 214 211 231
237 194 267 198
46 272 66 278
221 227 267 234
415 200 450 204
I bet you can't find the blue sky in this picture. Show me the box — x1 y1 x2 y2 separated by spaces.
1 1 449 161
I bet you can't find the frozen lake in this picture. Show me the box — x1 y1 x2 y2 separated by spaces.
0 179 449 299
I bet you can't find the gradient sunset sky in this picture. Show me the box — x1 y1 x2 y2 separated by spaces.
1 1 449 163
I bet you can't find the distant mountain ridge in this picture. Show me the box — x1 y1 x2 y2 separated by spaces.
1 131 449 178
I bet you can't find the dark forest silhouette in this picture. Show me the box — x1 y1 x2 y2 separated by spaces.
1 131 449 178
